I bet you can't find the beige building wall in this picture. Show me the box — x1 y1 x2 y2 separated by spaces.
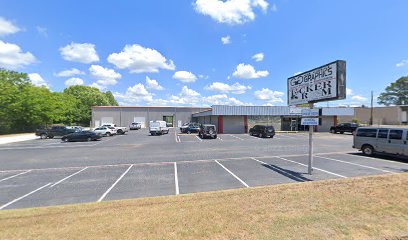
338 106 402 125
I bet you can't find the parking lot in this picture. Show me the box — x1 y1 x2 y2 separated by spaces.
1 128 407 210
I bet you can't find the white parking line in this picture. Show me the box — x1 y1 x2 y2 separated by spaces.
98 165 133 202
195 135 203 142
174 162 179 195
0 182 52 210
0 170 31 183
275 156 347 178
251 158 306 182
229 135 244 141
0 151 354 174
49 167 89 188
315 156 396 173
215 160 249 188
217 136 223 141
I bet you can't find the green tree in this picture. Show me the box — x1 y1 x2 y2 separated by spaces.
63 85 116 125
105 91 119 106
378 77 408 106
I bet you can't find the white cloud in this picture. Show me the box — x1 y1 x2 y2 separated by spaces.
221 35 231 45
28 73 49 88
351 95 368 102
203 94 245 106
271 3 278 12
194 0 269 25
0 40 36 69
232 63 269 79
199 74 209 79
65 77 84 87
113 83 154 104
0 17 20 36
90 82 106 91
173 71 198 83
55 68 85 77
145 76 164 90
169 86 201 105
107 44 175 73
346 88 353 96
252 52 264 62
252 0 269 13
59 42 99 64
254 88 284 103
206 82 251 94
396 59 408 67
89 65 121 86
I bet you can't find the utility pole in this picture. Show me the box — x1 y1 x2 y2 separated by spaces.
370 91 374 125
308 102 314 175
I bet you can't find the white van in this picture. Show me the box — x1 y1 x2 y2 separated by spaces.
353 126 408 157
149 121 169 135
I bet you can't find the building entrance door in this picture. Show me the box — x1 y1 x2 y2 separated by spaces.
163 116 174 127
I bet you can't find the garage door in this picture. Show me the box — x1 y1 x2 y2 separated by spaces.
134 117 146 128
223 116 244 134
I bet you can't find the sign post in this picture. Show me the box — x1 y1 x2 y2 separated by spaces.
288 60 346 174
308 103 314 174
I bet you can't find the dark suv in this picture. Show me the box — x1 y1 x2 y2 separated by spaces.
181 123 201 134
249 125 275 138
199 124 217 139
330 123 359 134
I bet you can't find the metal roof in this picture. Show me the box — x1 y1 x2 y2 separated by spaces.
193 105 355 117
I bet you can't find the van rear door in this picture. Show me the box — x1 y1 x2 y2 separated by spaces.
385 129 405 155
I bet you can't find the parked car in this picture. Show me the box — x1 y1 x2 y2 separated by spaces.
62 131 102 142
149 120 169 135
249 125 275 138
101 123 128 135
93 126 116 136
129 122 142 130
330 123 359 134
199 124 217 139
35 126 78 139
181 123 201 134
353 126 408 157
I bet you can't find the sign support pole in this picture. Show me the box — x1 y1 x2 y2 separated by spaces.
308 103 314 174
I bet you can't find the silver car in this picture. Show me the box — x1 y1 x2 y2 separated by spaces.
353 126 408 157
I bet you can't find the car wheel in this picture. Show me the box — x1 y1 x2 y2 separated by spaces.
330 129 335 134
117 129 123 134
40 134 47 139
106 132 111 137
187 130 191 134
340 131 344 134
87 137 92 142
258 133 263 138
49 135 54 139
63 138 68 142
362 145 374 156
213 135 217 139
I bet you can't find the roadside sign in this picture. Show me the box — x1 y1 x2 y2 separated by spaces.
287 60 346 106
301 109 319 117
289 107 302 115
301 118 319 126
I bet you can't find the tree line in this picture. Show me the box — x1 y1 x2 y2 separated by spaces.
0 69 118 134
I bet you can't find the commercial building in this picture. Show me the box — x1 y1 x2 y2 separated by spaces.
92 105 354 133
92 106 210 129
338 106 408 125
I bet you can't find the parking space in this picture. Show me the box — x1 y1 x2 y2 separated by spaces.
0 130 407 210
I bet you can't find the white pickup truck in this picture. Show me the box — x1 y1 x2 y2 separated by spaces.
101 123 128 135
149 121 169 135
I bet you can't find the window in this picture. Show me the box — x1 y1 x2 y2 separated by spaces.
389 130 403 140
377 129 388 139
356 128 377 138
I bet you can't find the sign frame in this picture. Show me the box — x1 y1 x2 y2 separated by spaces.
301 109 319 117
287 60 346 106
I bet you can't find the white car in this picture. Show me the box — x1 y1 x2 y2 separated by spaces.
129 122 142 130
93 127 116 136
149 120 169 135
101 123 128 135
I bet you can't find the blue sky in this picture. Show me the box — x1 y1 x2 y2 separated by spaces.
1 0 407 107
